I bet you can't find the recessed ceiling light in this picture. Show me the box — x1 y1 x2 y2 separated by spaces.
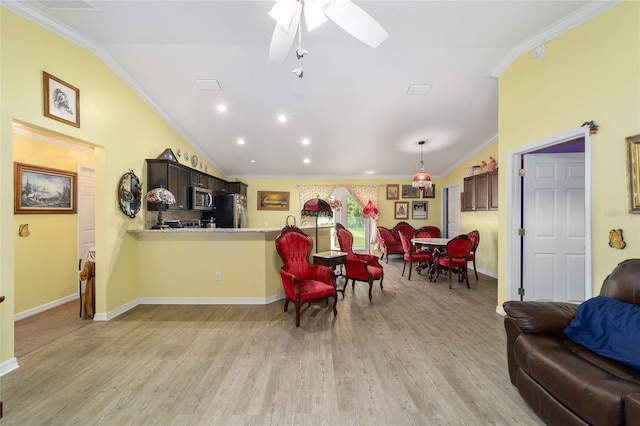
278 114 287 123
364 170 375 175
217 104 227 112
302 138 310 145
250 160 256 163
237 139 245 145
303 158 310 164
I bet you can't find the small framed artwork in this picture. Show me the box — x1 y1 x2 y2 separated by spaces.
386 184 399 200
14 162 77 214
394 201 409 220
43 71 80 128
626 134 640 213
412 201 428 220
422 184 436 198
401 185 420 199
257 191 290 211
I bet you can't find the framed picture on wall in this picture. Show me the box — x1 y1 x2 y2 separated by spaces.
14 162 77 214
626 134 640 213
412 201 428 219
401 185 420 199
422 184 436 198
257 191 290 211
43 71 80 128
394 201 409 220
386 184 399 200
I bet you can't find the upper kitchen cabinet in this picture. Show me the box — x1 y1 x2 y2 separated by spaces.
146 159 190 210
228 182 248 196
462 170 498 212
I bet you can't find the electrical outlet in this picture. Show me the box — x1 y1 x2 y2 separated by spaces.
215 272 222 281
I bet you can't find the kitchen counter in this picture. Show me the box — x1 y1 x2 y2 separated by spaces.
128 225 327 236
129 225 333 303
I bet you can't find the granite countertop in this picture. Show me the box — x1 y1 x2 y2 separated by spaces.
128 224 331 236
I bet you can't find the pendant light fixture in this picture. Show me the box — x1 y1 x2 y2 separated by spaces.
412 140 432 190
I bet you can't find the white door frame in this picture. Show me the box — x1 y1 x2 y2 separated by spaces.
442 183 461 238
506 127 593 302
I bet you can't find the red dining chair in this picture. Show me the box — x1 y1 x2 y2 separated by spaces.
399 232 432 281
335 223 384 300
434 235 473 289
275 225 338 327
467 230 480 280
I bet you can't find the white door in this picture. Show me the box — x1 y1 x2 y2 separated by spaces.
78 164 95 262
445 185 461 238
522 153 585 302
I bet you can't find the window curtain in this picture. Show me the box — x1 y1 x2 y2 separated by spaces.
344 185 380 249
298 185 337 225
298 184 381 249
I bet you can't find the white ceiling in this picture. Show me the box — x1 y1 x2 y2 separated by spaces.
6 0 617 180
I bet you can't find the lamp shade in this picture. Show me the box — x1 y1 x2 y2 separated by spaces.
145 187 176 205
301 198 333 217
412 170 432 189
362 200 378 219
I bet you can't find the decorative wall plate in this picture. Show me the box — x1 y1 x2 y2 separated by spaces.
191 154 199 167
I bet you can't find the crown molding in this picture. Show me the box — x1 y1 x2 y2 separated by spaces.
440 132 498 177
488 0 622 78
2 0 229 177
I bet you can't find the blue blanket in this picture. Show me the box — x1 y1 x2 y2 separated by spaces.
564 296 640 370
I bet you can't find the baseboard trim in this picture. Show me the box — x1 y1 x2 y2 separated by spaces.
0 357 19 377
14 294 77 321
139 295 285 305
93 294 286 322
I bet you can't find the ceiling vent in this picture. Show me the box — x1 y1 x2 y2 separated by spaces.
38 1 94 9
195 79 222 91
406 84 432 95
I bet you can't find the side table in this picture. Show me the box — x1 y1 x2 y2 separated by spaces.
313 251 347 295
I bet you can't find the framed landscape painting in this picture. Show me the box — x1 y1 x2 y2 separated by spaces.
14 163 77 214
386 184 399 200
257 191 290 211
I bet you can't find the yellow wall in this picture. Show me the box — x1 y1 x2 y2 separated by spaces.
13 130 95 314
440 141 499 275
0 10 216 364
497 2 640 305
242 177 443 231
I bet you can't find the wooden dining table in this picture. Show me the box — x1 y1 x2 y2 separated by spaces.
411 237 451 280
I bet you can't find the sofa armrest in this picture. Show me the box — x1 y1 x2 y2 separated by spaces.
625 392 640 424
503 301 578 337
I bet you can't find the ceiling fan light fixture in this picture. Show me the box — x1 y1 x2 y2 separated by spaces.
411 140 432 190
269 0 297 31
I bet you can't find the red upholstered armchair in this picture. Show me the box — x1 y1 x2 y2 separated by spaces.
335 223 384 300
434 235 473 289
275 225 338 327
377 226 403 263
399 232 432 281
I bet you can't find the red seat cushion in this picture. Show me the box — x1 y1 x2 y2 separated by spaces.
297 279 338 299
367 265 383 279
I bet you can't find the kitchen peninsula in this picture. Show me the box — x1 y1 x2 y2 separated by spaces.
129 226 332 304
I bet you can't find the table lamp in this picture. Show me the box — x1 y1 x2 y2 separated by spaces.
145 186 176 229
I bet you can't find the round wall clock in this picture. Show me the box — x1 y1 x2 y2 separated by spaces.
191 154 199 167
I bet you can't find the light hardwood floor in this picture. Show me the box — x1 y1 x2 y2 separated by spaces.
2 258 543 425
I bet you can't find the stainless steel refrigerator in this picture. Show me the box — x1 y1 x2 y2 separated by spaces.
209 194 247 228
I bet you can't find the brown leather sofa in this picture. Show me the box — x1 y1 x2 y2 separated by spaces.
503 259 640 426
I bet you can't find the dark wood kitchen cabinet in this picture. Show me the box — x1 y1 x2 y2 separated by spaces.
190 171 209 188
228 182 247 196
462 170 498 212
146 159 190 210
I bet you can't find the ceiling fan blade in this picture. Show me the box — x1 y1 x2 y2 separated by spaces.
269 2 302 62
324 0 388 48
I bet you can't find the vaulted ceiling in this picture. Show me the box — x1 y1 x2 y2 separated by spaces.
7 0 617 179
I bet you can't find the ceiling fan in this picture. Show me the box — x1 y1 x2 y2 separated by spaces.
268 0 389 62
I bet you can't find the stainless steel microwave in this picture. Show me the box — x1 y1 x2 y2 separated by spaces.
190 186 213 210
